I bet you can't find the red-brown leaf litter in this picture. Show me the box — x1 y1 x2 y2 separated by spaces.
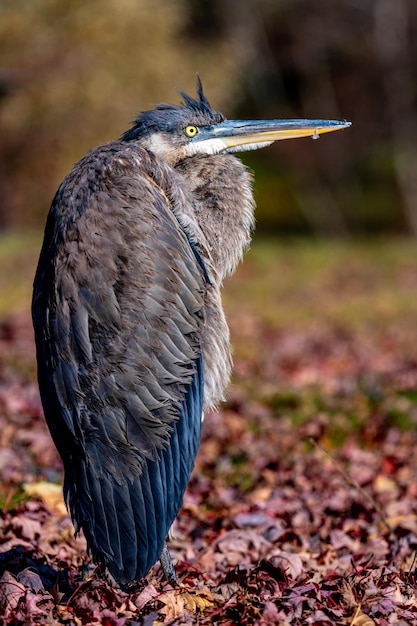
2 297 417 624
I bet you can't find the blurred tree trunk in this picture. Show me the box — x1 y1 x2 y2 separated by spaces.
223 0 350 236
374 0 417 236
291 11 350 237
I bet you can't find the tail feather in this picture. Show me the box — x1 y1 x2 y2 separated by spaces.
108 478 137 576
67 355 204 585
161 442 176 525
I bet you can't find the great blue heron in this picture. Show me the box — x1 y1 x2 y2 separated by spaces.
32 79 350 587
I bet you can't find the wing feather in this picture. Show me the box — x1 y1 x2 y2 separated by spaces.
33 142 206 584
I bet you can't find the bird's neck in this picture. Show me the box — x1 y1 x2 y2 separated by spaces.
174 154 255 285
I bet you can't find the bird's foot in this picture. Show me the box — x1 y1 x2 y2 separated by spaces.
160 542 179 586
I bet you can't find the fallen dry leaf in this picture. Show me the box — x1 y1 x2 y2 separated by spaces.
182 588 214 611
350 604 377 625
157 589 185 622
134 583 159 610
16 567 44 592
10 514 42 541
0 570 25 614
23 481 67 516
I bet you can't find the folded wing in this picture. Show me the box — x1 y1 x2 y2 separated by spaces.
32 143 206 584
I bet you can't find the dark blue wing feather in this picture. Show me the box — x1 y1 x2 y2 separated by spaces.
32 142 206 584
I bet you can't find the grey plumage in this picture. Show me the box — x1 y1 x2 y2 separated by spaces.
32 79 350 586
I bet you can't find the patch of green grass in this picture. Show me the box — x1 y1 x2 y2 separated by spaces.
263 390 301 411
2 231 417 325
224 236 417 330
0 485 30 511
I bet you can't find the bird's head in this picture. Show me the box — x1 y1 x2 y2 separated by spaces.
121 78 350 165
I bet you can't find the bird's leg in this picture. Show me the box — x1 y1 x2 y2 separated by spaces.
160 542 179 586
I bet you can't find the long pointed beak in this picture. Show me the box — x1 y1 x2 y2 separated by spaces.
196 118 351 153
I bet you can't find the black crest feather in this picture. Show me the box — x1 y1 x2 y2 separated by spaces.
121 77 224 142
178 76 211 113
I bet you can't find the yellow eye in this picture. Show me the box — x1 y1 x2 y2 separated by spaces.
185 125 198 137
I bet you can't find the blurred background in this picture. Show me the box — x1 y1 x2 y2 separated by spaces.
2 0 417 237
2 0 417 324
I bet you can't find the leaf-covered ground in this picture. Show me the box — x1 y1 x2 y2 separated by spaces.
2 238 417 624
